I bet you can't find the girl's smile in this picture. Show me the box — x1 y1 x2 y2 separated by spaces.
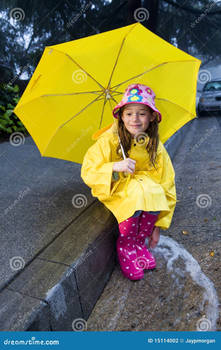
121 103 157 137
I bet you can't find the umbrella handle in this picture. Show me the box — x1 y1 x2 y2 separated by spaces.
118 134 130 177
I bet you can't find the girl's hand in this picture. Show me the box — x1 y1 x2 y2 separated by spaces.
113 158 136 174
148 226 160 249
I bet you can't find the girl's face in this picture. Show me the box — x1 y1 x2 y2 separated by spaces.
121 103 157 137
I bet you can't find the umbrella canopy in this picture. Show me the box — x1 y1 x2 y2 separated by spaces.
13 22 201 164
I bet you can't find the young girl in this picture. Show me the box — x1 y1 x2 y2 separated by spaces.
81 83 177 281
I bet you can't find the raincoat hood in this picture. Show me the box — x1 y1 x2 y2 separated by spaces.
91 120 118 141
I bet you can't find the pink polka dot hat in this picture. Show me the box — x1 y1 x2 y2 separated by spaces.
112 83 162 122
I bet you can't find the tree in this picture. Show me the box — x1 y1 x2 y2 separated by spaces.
143 0 159 33
0 0 220 86
157 0 221 63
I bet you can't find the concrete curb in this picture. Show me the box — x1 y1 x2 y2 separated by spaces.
1 201 117 331
164 117 199 159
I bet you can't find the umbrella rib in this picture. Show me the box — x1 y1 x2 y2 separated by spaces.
42 91 104 97
82 93 119 103
60 92 106 129
108 98 119 118
109 60 199 92
64 52 106 91
42 91 106 155
106 36 127 90
98 98 108 129
110 63 167 92
108 98 115 113
110 91 124 97
108 92 121 105
112 90 131 95
107 23 138 90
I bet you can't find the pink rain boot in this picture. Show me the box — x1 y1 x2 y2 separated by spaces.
117 216 144 280
135 212 159 270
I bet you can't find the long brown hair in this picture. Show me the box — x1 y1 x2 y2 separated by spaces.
116 104 160 170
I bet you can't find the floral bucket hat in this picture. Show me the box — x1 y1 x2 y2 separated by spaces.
112 83 162 122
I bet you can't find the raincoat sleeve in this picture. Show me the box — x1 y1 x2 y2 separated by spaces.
154 144 177 230
80 136 116 202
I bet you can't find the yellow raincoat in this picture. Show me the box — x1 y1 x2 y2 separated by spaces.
81 121 177 230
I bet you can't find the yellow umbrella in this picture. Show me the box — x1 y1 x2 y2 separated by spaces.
13 22 201 164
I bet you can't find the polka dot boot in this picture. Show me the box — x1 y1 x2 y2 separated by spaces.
135 211 159 270
117 216 144 280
